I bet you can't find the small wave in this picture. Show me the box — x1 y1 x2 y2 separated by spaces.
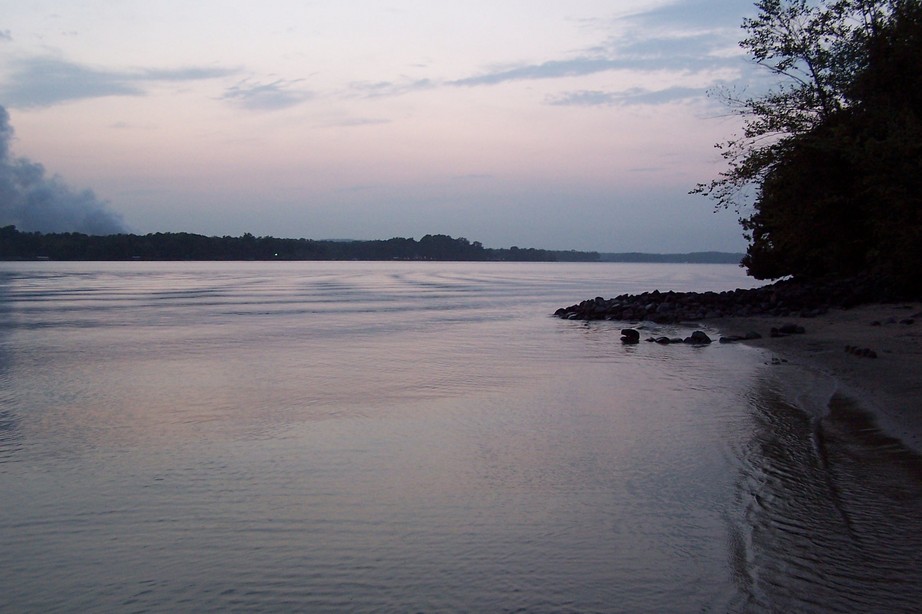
732 386 922 612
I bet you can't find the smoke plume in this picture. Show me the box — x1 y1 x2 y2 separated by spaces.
0 104 126 234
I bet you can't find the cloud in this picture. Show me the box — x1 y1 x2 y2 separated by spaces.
1 57 142 107
625 0 749 31
0 104 126 234
0 56 236 108
348 78 434 98
140 66 237 81
613 34 736 70
611 1 752 66
0 30 11 42
547 90 620 106
449 57 629 87
220 78 313 110
446 2 746 91
548 86 705 107
450 52 738 89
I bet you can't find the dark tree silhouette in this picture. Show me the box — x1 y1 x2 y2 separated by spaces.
696 0 921 295
0 226 600 262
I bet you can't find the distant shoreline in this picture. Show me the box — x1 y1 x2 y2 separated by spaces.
1 253 745 264
598 251 743 264
0 226 742 263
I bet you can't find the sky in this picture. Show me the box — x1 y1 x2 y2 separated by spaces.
0 0 763 252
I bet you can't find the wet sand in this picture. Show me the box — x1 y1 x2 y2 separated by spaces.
706 302 922 453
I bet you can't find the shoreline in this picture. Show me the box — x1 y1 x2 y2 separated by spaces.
556 280 922 455
703 302 922 454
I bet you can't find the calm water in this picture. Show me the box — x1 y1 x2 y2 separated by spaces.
1 262 920 613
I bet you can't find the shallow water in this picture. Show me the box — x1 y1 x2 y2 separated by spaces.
0 261 919 612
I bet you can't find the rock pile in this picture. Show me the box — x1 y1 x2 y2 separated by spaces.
554 276 894 323
619 328 722 345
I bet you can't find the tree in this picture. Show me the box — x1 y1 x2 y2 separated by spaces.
695 0 921 293
845 0 922 291
696 0 893 209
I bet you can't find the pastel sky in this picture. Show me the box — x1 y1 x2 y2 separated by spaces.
0 0 762 252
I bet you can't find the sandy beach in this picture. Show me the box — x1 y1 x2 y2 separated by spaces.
706 302 922 454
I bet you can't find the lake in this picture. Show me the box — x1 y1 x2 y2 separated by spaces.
1 261 920 612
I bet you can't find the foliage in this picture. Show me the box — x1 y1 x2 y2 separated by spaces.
695 0 921 295
695 0 885 211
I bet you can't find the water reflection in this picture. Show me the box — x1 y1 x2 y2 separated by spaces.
734 377 922 612
0 272 22 463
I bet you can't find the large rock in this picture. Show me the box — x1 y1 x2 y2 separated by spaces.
685 331 712 345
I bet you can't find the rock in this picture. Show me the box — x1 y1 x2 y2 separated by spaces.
555 276 914 324
621 328 640 344
654 336 671 344
686 331 712 344
845 345 878 358
778 323 805 335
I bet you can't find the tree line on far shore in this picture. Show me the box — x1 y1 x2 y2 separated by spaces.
0 226 602 262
